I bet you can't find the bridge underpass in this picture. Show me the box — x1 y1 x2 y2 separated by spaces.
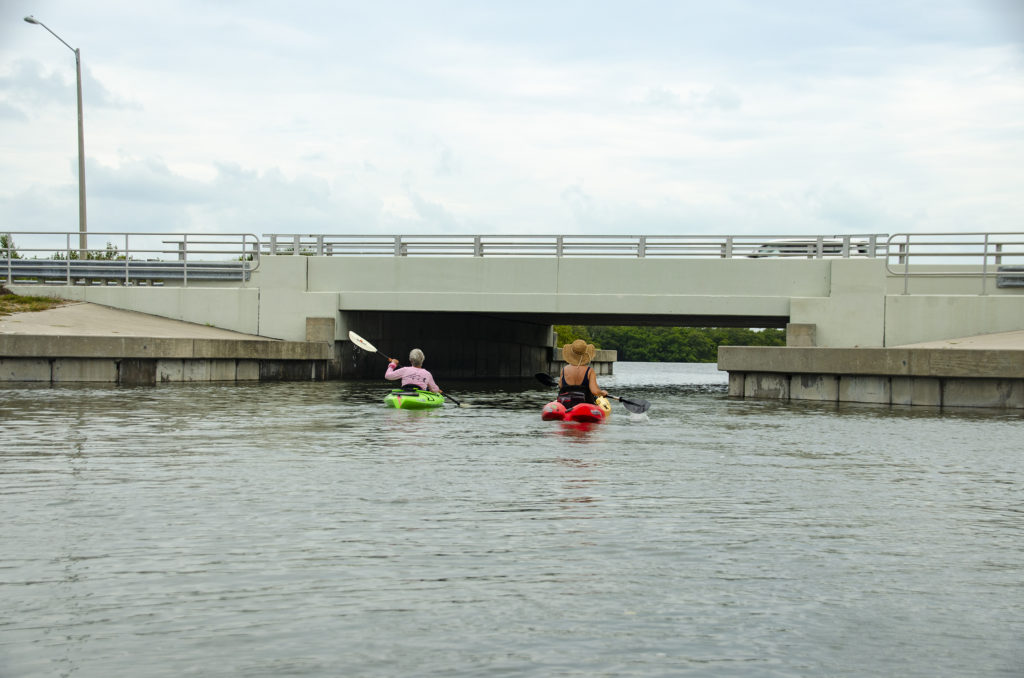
336 310 791 380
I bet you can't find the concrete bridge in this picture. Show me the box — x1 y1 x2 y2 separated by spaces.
4 231 1024 383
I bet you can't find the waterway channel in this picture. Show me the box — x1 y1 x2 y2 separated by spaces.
1 363 1021 677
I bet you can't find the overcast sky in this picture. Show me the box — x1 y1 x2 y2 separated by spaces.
1 0 1022 239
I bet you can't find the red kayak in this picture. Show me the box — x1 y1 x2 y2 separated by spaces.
542 397 612 423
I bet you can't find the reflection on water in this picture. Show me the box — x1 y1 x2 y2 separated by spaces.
1 363 1022 678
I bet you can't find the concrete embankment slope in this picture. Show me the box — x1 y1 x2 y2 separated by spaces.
718 330 1024 409
0 302 332 384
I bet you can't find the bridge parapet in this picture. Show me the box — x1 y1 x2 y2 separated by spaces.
5 232 1023 366
263 233 888 259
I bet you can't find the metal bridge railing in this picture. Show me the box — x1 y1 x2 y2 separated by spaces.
1 232 260 286
885 232 1024 295
262 233 888 259
8 231 1020 295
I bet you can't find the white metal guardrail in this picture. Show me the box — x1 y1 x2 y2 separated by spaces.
262 233 888 258
885 232 1024 294
1 232 260 286
6 231 1021 295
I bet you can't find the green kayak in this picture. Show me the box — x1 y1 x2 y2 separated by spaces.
383 388 445 410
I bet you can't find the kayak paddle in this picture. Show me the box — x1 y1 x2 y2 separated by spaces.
348 330 463 407
533 372 651 414
348 330 396 362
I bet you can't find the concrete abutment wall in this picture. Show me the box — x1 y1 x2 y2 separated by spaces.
0 357 329 384
730 371 1024 408
721 345 1024 409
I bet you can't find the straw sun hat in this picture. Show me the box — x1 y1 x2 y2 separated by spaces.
562 339 596 366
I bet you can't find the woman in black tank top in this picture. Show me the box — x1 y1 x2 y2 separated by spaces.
557 340 608 407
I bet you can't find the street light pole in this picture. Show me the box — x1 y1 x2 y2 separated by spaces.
24 15 88 257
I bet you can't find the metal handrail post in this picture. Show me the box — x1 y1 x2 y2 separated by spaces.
556 236 564 257
638 236 646 258
474 236 482 257
248 234 257 280
183 234 190 287
902 237 910 295
981 234 989 295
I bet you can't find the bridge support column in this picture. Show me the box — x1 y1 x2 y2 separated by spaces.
789 259 886 348
785 323 816 347
336 311 553 379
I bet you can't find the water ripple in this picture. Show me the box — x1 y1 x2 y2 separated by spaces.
1 364 1022 677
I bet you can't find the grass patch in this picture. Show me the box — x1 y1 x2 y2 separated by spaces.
0 290 67 317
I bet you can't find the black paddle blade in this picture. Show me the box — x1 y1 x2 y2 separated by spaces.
616 396 651 414
535 372 558 388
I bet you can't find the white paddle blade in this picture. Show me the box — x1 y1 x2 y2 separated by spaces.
348 331 378 353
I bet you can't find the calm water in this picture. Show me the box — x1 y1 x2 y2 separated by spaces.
1 363 1021 678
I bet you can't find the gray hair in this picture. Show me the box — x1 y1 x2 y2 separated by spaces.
408 348 425 367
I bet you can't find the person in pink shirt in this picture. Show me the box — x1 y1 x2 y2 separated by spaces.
385 348 441 393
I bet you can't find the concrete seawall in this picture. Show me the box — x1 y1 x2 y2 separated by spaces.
0 303 331 385
1 302 615 383
718 330 1024 409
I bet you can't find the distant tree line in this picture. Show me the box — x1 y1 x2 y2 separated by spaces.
1 233 122 260
554 325 786 363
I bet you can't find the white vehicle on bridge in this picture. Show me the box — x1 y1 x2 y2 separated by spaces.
748 238 872 258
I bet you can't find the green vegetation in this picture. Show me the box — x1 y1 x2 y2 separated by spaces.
1 233 20 259
52 242 124 260
554 325 786 363
1 234 125 261
0 291 66 317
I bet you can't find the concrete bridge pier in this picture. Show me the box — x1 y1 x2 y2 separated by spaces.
335 311 555 380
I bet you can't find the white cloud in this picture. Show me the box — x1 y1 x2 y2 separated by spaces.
1 0 1022 238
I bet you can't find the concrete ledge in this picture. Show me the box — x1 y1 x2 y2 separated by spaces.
892 376 942 406
744 373 789 399
718 345 1024 379
0 331 332 384
718 345 1024 409
725 371 1024 408
53 359 118 382
943 379 1024 408
0 356 327 384
786 323 817 347
0 358 50 381
790 374 839 401
839 375 891 404
0 335 331 361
